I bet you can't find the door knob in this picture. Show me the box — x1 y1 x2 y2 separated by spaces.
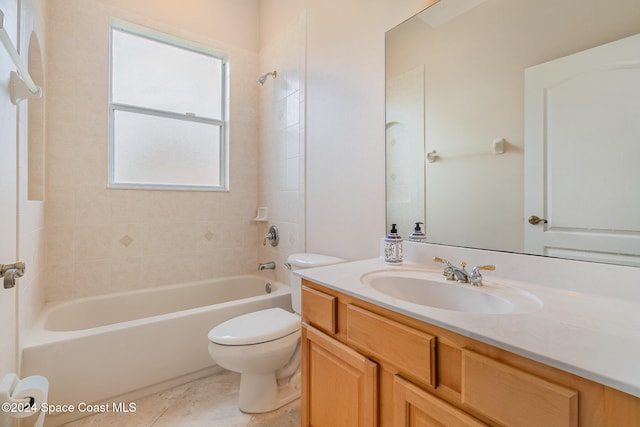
528 215 548 225
1 262 25 289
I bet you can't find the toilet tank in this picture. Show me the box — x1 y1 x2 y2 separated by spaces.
287 253 345 314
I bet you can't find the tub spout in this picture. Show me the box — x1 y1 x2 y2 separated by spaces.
258 261 276 271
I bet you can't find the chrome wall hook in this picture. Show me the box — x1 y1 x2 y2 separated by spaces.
426 150 439 163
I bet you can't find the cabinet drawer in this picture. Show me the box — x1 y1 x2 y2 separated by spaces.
346 304 436 387
462 349 578 427
301 285 337 334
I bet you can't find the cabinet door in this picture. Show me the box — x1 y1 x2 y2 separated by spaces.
394 375 488 427
302 324 378 426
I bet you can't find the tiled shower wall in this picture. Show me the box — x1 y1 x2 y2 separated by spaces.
257 12 307 284
44 1 261 301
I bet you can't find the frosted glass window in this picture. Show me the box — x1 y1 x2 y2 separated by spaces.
112 29 222 119
113 111 221 187
109 22 227 190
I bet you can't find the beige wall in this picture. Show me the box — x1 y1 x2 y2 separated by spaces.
44 0 261 301
96 0 259 52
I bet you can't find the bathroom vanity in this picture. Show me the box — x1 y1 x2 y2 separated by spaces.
297 252 640 427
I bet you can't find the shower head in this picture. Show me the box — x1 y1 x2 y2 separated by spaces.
258 70 278 85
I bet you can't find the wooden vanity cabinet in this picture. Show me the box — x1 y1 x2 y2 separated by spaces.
300 279 640 427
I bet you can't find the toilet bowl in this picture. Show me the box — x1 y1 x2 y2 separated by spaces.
207 253 345 413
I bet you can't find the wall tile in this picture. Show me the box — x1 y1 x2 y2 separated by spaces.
74 259 112 297
257 13 307 280
42 1 287 302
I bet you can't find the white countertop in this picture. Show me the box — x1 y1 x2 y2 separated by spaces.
296 256 640 398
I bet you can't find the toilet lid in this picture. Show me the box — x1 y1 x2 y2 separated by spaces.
207 308 299 346
287 253 345 268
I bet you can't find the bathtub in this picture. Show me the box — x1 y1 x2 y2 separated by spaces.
21 275 292 426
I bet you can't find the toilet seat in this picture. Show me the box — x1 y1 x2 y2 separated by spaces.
208 308 299 346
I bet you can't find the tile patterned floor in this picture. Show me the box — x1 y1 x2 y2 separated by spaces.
61 371 300 427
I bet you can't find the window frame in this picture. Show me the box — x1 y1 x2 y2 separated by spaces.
108 20 229 192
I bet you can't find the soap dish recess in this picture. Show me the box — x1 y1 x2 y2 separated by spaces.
253 207 269 222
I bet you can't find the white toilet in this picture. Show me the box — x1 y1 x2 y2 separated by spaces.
207 253 344 413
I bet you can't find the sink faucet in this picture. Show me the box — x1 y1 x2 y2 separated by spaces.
433 257 495 286
434 257 469 282
258 261 276 270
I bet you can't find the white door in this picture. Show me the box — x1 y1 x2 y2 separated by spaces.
0 0 19 374
524 33 640 266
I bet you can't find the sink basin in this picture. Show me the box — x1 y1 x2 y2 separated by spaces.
360 270 542 314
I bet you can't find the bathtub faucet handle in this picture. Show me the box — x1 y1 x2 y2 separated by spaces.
263 225 279 247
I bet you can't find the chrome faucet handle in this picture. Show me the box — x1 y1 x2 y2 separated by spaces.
469 265 496 286
433 256 452 266
434 257 462 281
433 257 453 279
263 225 279 247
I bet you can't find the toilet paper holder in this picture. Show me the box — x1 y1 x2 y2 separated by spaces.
0 373 49 427
0 374 31 406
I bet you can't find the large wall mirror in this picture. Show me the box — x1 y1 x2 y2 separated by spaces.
386 0 640 267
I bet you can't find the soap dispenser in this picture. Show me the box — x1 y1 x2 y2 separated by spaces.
384 224 403 265
409 222 426 242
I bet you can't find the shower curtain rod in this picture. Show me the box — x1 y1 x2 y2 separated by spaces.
0 9 42 104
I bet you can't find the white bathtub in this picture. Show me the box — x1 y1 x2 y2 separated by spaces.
21 275 292 426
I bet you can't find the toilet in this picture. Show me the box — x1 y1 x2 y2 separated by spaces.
207 253 345 413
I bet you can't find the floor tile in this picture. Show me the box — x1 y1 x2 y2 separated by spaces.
61 371 300 427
